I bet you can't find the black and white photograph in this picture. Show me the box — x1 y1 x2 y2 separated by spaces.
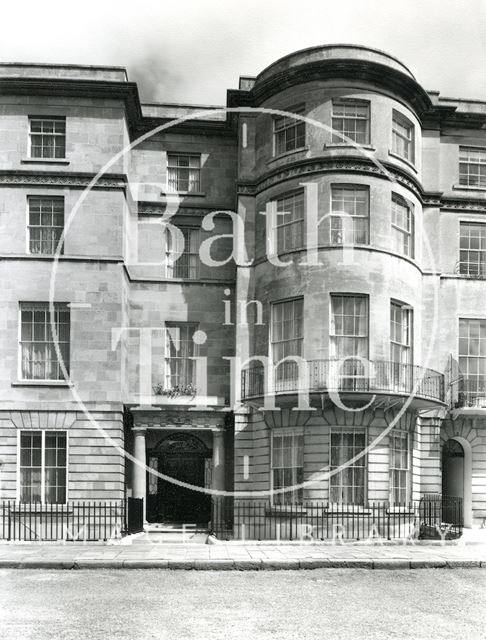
0 1 485 638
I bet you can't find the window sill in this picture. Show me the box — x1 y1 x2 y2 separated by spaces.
387 150 417 172
449 272 486 281
326 506 372 515
452 184 486 192
267 147 309 164
387 506 416 514
324 143 375 152
21 158 70 165
162 190 205 197
12 380 73 388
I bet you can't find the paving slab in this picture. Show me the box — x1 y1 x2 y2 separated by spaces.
0 541 485 570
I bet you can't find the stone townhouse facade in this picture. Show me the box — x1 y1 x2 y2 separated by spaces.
0 45 485 537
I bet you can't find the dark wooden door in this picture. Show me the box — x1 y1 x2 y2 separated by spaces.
157 453 210 524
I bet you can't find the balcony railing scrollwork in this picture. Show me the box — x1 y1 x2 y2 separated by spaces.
241 359 445 403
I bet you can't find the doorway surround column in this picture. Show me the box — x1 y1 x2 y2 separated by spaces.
133 428 147 519
211 429 225 493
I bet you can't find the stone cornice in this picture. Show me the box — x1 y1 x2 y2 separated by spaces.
0 76 236 139
137 202 235 216
235 59 432 121
437 198 486 214
422 194 486 213
236 157 486 213
237 156 423 199
423 106 486 131
135 116 235 138
0 170 127 190
0 77 142 134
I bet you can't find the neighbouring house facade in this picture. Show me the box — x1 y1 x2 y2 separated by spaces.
0 45 485 540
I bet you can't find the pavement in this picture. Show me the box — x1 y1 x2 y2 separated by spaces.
1 537 486 570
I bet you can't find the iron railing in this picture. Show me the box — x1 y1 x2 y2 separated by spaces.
241 359 445 403
419 495 463 539
211 497 463 541
0 500 125 542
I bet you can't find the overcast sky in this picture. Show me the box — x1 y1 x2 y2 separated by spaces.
1 0 485 105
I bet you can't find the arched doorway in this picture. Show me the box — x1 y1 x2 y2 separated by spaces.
147 433 211 525
442 437 472 528
442 439 464 500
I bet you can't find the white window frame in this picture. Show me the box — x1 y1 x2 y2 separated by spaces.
389 430 410 505
329 294 369 391
391 194 414 258
271 428 304 505
329 427 367 505
459 146 486 188
390 301 412 366
273 107 305 156
27 196 64 256
167 153 201 193
271 298 304 390
330 184 369 245
331 99 370 145
392 110 415 163
459 221 486 277
18 302 70 381
164 322 199 390
273 190 305 253
165 226 200 279
458 318 486 403
16 430 69 504
28 116 66 159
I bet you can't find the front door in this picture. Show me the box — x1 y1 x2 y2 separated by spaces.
159 453 209 523
442 439 464 499
146 433 211 525
442 438 464 525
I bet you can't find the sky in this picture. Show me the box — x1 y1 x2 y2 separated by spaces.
0 0 485 105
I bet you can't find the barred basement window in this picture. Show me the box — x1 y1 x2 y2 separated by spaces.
274 190 305 253
391 194 414 258
459 147 486 188
389 430 409 504
19 430 67 504
20 302 70 381
392 111 415 163
330 428 366 505
271 430 304 504
28 196 64 255
29 117 66 159
165 323 198 389
166 227 200 279
330 185 369 244
167 154 201 192
459 222 486 277
273 109 305 156
331 99 370 145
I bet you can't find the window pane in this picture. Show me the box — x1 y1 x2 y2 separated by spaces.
459 223 486 276
167 154 201 192
459 147 486 188
272 431 304 503
330 429 366 504
20 303 70 381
